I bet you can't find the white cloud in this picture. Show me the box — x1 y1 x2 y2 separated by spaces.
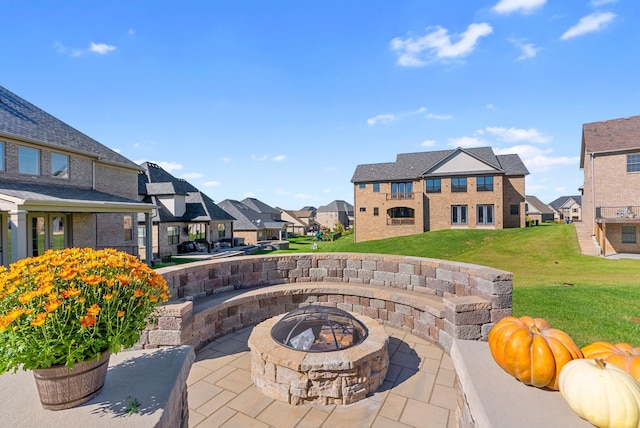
484 126 552 143
157 161 183 172
493 0 546 14
421 139 437 147
203 181 221 187
221 157 232 163
591 0 616 5
55 41 117 56
486 103 496 110
90 42 117 55
367 113 396 126
427 113 453 120
181 172 203 179
509 38 541 61
322 188 331 193
111 147 122 153
128 28 136 38
561 12 616 40
391 23 493 66
494 145 579 172
272 155 286 162
244 192 256 198
251 154 269 162
448 136 488 148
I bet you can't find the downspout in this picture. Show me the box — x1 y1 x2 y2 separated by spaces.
591 153 595 236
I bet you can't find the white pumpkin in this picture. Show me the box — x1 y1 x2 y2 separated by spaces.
559 358 640 428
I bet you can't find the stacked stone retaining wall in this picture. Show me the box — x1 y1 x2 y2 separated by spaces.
138 253 513 353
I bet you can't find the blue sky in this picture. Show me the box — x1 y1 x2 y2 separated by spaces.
2 0 637 209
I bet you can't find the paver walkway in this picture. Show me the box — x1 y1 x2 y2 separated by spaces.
187 325 457 428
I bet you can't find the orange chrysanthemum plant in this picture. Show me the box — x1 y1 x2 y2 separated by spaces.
0 248 170 373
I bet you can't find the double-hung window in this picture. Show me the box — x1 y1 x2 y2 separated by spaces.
19 146 40 175
451 177 467 192
373 183 380 192
168 226 180 244
627 154 640 172
391 182 413 199
51 153 69 178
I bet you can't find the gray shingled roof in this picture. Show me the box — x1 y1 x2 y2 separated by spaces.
317 200 354 213
580 115 640 168
137 162 235 223
217 199 289 230
0 180 148 208
549 195 582 210
351 147 529 183
0 85 141 170
241 197 280 215
525 195 555 215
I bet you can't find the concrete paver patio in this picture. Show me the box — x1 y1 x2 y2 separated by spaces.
187 325 457 428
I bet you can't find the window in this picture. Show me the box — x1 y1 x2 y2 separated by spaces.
218 223 226 238
168 226 180 244
51 153 69 178
477 205 494 225
189 223 206 240
391 182 413 199
373 183 380 192
627 154 640 172
373 207 379 216
359 183 366 189
622 226 636 243
123 215 133 241
451 177 467 192
426 178 441 193
138 226 146 247
19 146 40 175
359 207 366 212
387 207 414 225
476 176 493 192
510 204 519 215
451 205 468 225
0 141 4 170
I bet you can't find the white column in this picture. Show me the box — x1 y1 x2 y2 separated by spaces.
10 210 28 262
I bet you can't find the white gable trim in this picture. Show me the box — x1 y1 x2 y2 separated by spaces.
425 150 499 175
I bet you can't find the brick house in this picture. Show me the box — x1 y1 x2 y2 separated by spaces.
137 162 235 259
580 115 640 256
351 147 529 243
278 207 318 236
549 195 582 222
0 85 154 265
315 200 353 231
525 195 556 224
217 198 289 245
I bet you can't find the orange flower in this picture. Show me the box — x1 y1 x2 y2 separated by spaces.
18 290 38 304
86 304 101 316
80 274 103 286
0 308 25 330
44 299 62 313
80 315 96 328
116 274 131 286
61 288 81 298
133 289 144 298
117 310 125 318
30 313 47 327
103 293 113 301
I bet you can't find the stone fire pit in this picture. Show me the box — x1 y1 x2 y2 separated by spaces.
248 307 389 405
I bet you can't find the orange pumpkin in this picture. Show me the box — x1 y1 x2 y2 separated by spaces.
582 342 640 383
488 316 583 390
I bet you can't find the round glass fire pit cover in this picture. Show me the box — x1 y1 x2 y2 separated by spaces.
270 305 369 352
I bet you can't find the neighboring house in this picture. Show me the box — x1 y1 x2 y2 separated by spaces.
580 115 640 256
137 162 235 259
278 208 318 236
217 199 289 245
525 195 555 224
549 195 582 222
0 85 154 266
351 146 529 243
316 200 353 231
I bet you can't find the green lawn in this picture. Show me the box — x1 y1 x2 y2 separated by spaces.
275 224 640 347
